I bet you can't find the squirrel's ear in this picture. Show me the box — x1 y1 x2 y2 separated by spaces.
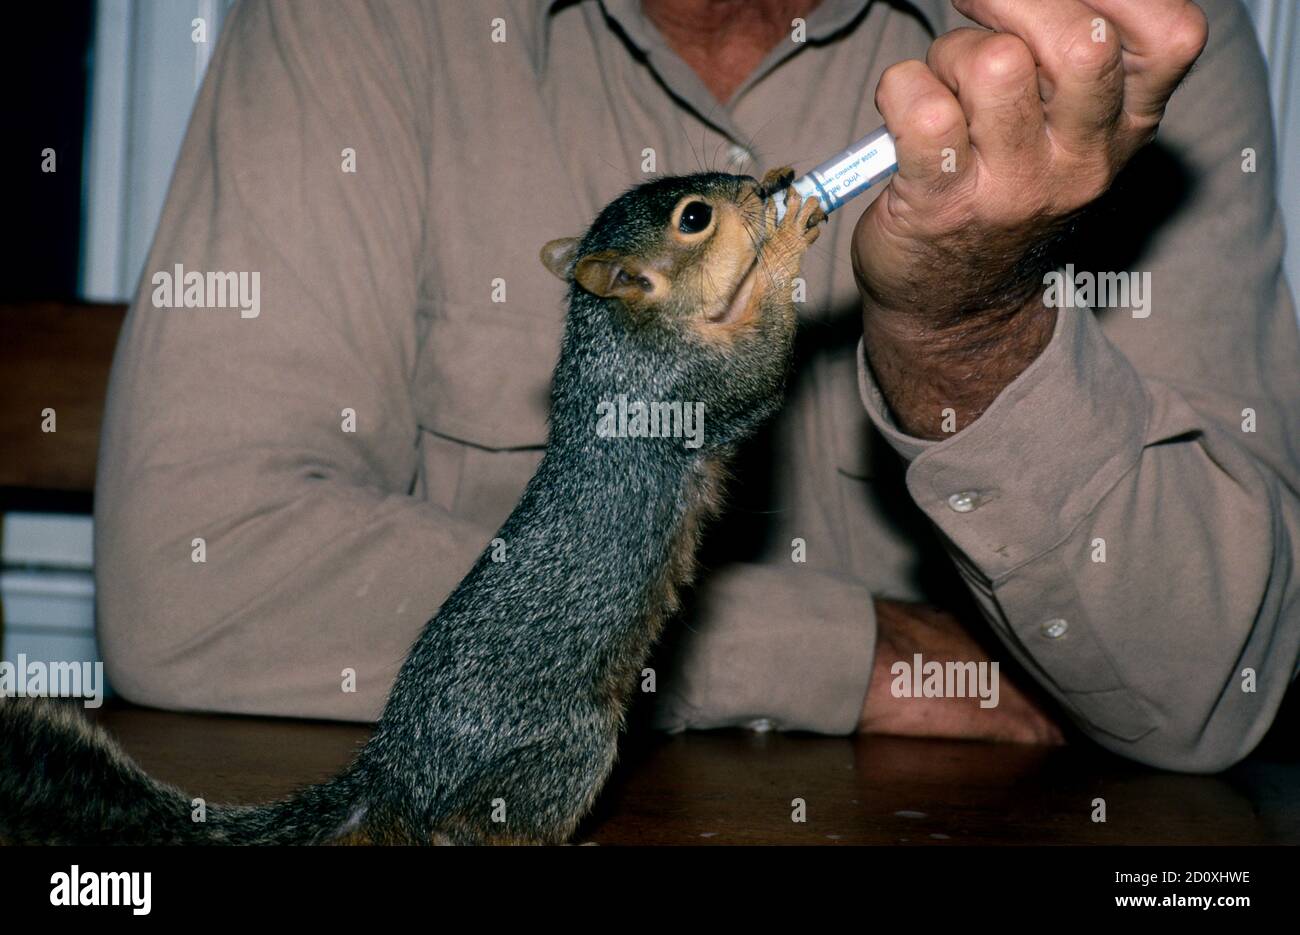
572 251 658 301
540 238 581 281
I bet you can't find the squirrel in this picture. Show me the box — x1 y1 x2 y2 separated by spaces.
0 167 825 845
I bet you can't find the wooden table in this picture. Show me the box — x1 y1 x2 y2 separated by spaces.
0 301 125 509
88 702 1300 845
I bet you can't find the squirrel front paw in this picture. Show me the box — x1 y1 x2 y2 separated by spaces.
759 166 796 198
777 186 826 246
761 183 825 282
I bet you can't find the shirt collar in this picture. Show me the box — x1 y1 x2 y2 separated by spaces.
576 0 879 135
538 0 950 139
591 0 876 52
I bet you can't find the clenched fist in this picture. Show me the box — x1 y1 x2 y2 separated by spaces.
853 0 1209 439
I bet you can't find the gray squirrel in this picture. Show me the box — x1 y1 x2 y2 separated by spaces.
0 168 825 844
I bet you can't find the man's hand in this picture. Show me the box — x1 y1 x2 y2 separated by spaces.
862 599 1065 745
853 0 1208 438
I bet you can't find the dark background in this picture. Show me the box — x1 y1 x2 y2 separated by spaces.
4 2 95 300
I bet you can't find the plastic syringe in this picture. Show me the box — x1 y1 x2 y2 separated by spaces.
771 124 898 223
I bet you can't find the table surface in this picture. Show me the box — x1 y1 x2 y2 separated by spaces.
86 702 1299 845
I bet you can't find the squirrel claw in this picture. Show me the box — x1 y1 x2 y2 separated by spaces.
800 195 826 244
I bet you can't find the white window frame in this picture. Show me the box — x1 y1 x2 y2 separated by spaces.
80 0 235 302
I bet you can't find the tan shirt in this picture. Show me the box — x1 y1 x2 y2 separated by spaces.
95 0 1300 771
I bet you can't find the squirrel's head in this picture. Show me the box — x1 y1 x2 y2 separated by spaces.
540 171 807 454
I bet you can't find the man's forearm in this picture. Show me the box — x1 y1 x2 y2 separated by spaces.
861 298 1058 440
95 480 493 721
846 0 1207 440
855 304 1300 771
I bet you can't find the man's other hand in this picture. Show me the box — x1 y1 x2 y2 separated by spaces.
862 599 1066 745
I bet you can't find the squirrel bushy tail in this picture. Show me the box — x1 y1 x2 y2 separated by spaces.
0 697 359 844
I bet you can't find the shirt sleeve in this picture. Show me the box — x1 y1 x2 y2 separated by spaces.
650 564 877 735
93 0 495 721
854 0 1300 772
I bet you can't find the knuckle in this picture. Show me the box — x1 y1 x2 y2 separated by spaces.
925 26 975 69
907 93 964 141
877 59 924 101
876 60 935 121
1058 21 1121 79
971 34 1036 85
1167 3 1210 64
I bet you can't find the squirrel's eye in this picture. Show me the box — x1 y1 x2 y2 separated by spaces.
678 201 713 234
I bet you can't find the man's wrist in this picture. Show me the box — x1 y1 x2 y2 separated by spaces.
861 298 1057 440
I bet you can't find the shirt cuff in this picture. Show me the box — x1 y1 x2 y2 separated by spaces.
650 564 876 735
856 308 1151 579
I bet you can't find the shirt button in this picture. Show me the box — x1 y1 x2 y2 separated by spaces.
1040 618 1069 640
947 491 979 513
726 144 752 169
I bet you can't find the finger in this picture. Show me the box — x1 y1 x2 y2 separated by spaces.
874 59 972 192
1070 0 1209 124
952 0 1125 154
926 28 1046 170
